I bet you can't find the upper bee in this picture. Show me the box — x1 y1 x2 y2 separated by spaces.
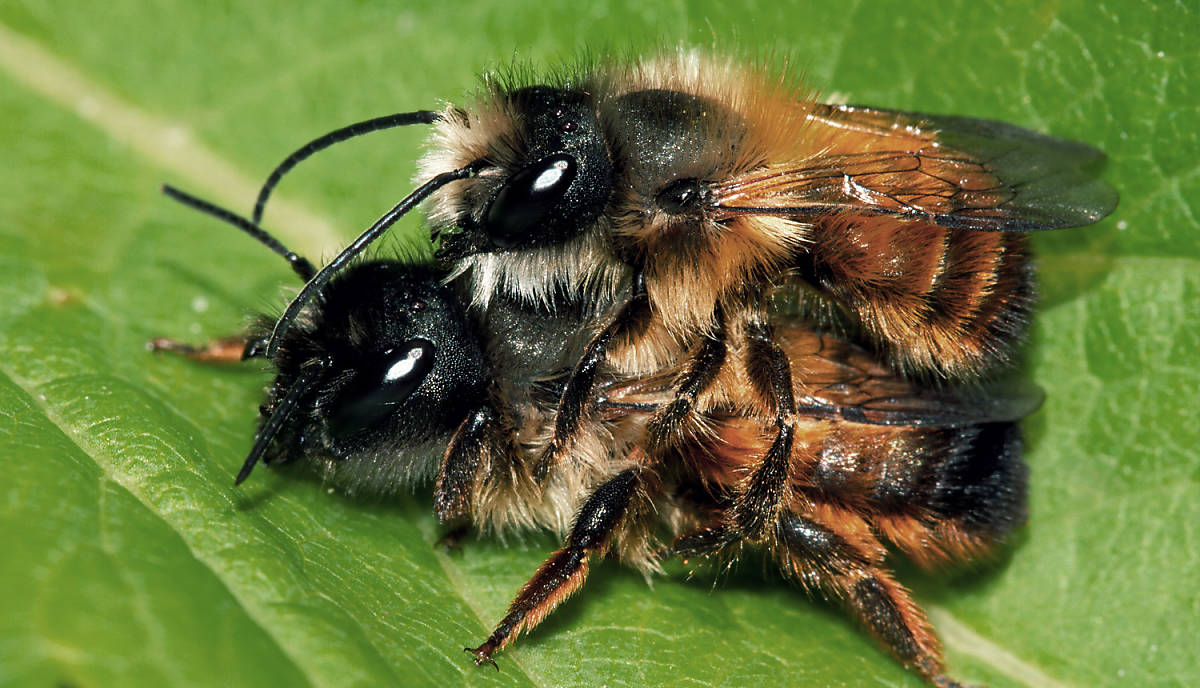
417 54 1114 378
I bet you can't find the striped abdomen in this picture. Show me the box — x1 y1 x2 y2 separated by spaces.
794 214 1035 380
696 415 1028 567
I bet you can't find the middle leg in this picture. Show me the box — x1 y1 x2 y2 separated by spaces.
535 273 651 481
731 317 797 539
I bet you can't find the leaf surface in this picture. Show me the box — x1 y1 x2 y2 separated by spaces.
0 2 1195 687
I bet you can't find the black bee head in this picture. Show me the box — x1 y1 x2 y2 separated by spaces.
428 87 614 260
264 261 487 493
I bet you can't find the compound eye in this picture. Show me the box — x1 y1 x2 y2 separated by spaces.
484 153 577 248
328 339 435 440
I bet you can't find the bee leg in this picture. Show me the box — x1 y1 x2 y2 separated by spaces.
535 274 650 480
775 510 964 688
466 468 640 667
663 519 738 560
645 307 727 450
433 405 497 522
148 335 263 363
731 319 796 538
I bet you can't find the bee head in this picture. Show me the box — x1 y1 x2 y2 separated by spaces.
423 86 613 259
262 261 487 493
160 185 487 490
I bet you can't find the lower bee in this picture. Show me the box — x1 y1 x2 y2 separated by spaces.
156 53 1115 686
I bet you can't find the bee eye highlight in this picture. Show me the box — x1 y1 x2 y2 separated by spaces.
484 153 578 248
328 338 436 440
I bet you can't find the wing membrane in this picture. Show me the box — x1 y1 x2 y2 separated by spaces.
787 330 1044 427
715 103 1117 231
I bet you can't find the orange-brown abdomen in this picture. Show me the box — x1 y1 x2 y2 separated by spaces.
795 215 1034 379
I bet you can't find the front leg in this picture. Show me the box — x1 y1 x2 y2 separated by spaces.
466 467 641 667
645 306 727 450
149 334 264 363
534 274 650 481
433 405 498 522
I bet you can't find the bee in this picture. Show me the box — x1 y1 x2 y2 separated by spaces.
155 53 1115 687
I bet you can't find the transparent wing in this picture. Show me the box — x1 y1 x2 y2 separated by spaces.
714 103 1117 231
788 331 1044 428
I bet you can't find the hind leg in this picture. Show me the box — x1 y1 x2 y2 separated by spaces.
773 505 974 687
149 335 260 362
660 503 967 686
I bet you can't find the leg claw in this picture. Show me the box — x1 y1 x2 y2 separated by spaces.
464 645 499 670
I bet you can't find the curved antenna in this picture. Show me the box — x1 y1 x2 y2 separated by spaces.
252 110 440 225
162 183 316 279
162 184 317 281
264 161 484 359
235 360 327 485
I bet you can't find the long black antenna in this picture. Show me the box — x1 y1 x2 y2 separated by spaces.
252 110 440 225
162 184 317 281
235 360 327 484
263 161 483 359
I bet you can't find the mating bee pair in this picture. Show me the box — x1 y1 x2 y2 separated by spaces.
156 54 1115 687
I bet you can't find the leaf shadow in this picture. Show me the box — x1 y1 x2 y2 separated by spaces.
1032 218 1119 311
235 459 436 521
897 531 1027 604
155 256 290 319
653 548 857 630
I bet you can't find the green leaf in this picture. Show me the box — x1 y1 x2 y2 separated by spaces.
0 2 1195 687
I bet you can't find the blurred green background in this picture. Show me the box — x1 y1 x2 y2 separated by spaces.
0 2 1195 687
